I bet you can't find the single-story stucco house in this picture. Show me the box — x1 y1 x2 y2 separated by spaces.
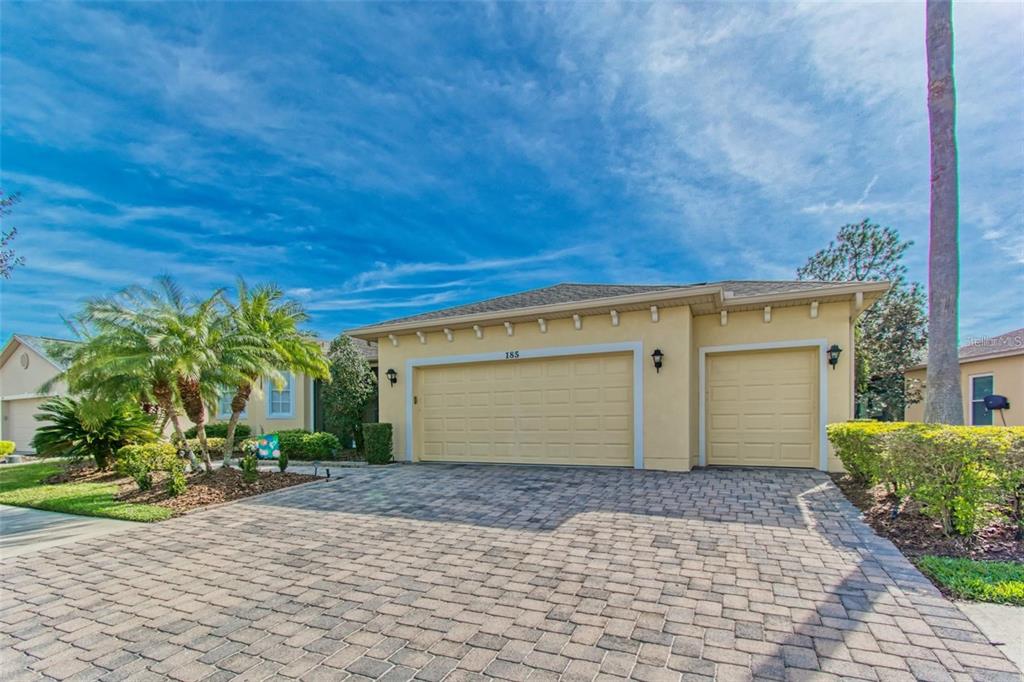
0 335 70 453
904 327 1023 426
349 280 889 472
0 334 378 452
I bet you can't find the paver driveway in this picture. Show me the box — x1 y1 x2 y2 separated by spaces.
1 466 1019 682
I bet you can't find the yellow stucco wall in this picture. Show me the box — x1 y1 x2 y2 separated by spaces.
904 355 1024 426
376 306 693 471
190 373 314 436
690 302 855 471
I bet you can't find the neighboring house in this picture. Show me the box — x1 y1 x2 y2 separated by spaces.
349 280 888 472
904 327 1024 426
0 335 70 453
0 333 378 449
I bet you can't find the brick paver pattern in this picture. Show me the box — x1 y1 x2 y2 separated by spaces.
1 466 1019 681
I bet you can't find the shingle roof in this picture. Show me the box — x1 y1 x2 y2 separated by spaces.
958 328 1024 360
14 335 77 370
365 280 850 327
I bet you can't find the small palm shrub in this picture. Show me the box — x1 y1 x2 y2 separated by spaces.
117 443 180 492
0 441 15 457
363 423 393 465
184 423 251 440
240 453 259 484
32 397 157 470
278 449 289 472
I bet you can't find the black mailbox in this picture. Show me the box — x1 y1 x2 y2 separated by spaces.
984 394 1010 410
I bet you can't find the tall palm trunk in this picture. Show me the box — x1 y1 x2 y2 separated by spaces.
153 380 198 470
177 376 214 473
221 381 253 468
923 0 964 424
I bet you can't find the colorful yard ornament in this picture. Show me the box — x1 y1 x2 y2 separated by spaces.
257 434 280 460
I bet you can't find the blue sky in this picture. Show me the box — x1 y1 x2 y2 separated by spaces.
1 2 1021 344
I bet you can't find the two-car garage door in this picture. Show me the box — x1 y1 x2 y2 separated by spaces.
414 353 633 467
410 345 820 469
705 347 819 468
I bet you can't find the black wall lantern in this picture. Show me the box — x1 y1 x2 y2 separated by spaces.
385 368 398 387
651 348 664 373
826 344 842 370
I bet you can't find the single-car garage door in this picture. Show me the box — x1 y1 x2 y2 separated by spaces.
706 347 819 468
1 397 49 453
415 353 633 466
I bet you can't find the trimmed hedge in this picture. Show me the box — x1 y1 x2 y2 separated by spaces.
826 421 911 488
827 421 1024 537
363 423 393 465
184 423 252 439
276 430 340 460
0 441 15 457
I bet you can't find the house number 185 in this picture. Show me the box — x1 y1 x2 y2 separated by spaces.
505 351 520 359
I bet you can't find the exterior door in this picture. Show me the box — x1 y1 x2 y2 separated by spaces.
414 352 633 466
706 347 818 468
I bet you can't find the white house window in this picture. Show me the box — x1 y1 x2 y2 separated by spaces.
970 375 994 426
267 373 294 418
217 389 246 419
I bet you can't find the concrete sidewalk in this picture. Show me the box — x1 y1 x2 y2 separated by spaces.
0 504 139 558
959 601 1024 676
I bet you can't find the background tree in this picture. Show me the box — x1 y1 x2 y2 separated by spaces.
923 0 963 424
218 280 330 466
798 219 927 419
31 396 156 470
321 334 377 452
1 191 25 278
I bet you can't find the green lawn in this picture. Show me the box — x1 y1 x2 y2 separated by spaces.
0 461 171 522
915 556 1024 605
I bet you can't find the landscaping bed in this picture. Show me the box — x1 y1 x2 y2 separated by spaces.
117 467 319 514
50 462 319 516
831 473 1023 562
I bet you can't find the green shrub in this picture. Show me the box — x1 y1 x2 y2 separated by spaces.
829 422 1024 538
983 429 1024 537
166 463 187 497
238 438 259 456
883 425 1007 536
0 441 15 457
184 423 251 439
278 449 289 472
117 443 179 492
363 423 393 465
240 453 259 484
276 430 340 460
827 421 910 488
32 396 156 470
915 556 1024 605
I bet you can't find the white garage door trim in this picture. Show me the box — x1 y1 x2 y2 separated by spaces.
698 338 829 471
405 341 645 468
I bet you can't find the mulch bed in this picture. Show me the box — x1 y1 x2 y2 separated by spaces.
831 474 1023 562
47 463 319 516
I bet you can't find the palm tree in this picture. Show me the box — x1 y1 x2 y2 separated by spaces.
923 0 963 424
55 285 193 468
61 278 222 471
217 280 330 466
